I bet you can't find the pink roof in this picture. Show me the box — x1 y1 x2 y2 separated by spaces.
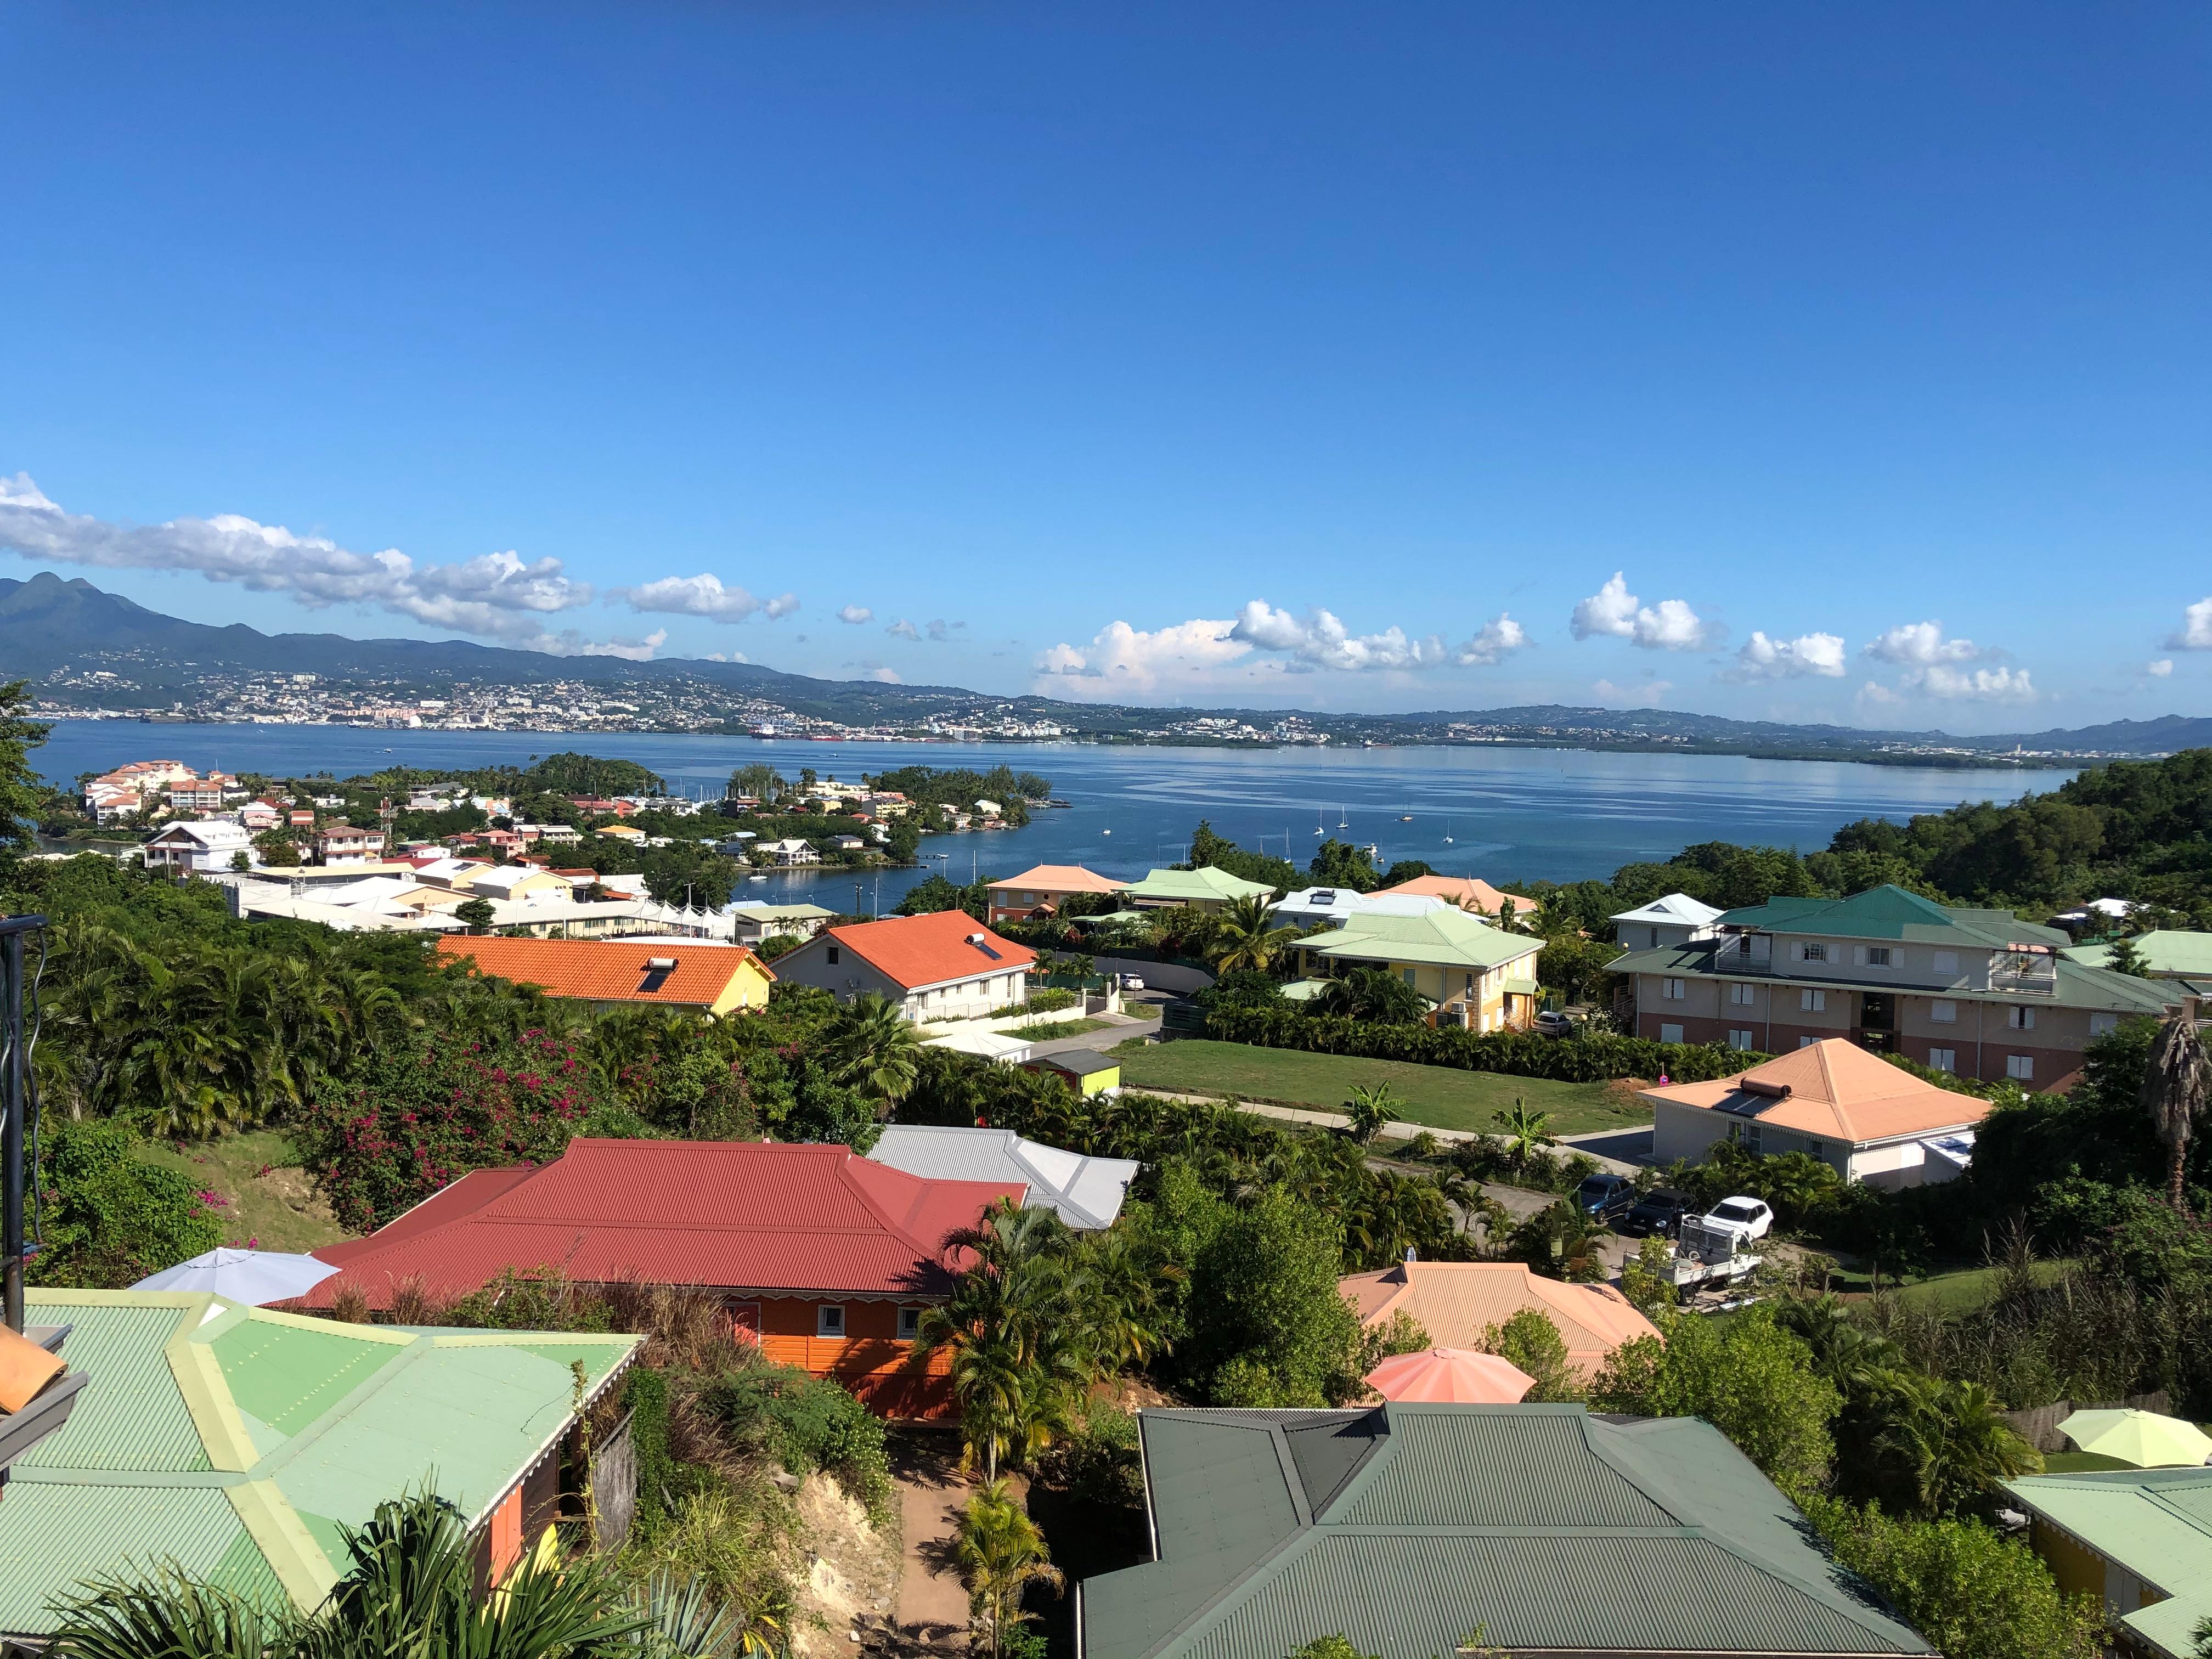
822 910 1037 991
1365 1347 1534 1404
1340 1261 1661 1379
306 1139 1025 1310
1639 1038 1991 1146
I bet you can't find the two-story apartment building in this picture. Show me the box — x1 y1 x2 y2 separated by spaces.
1297 908 1545 1032
1610 884 2177 1087
986 864 1127 923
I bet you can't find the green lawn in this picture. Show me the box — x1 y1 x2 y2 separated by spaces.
1106 1037 1649 1137
1009 1017 1114 1041
134 1129 354 1255
1829 1259 2073 1308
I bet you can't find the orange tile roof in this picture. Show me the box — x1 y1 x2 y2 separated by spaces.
1640 1038 1990 1144
988 865 1127 895
825 910 1036 991
1376 874 1515 915
437 936 771 1008
1340 1261 1660 1378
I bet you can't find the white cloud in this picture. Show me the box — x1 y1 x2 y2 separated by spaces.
0 470 620 647
1032 618 1253 693
1229 600 1453 671
702 650 750 664
1591 678 1672 706
614 572 796 625
2147 658 2174 678
837 605 873 624
886 618 921 641
1857 681 1904 708
866 665 901 684
2167 597 2212 651
1916 663 2037 702
1730 630 1848 681
580 629 667 662
924 618 966 642
1454 613 1529 668
1863 620 1983 666
1568 572 1716 650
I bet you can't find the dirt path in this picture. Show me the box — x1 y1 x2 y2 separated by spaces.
889 1434 970 1650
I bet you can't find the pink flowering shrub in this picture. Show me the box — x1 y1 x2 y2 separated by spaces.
295 1029 609 1233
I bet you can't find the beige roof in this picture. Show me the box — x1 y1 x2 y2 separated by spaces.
1376 874 1515 915
989 864 1127 895
1639 1038 1990 1147
1340 1261 1660 1378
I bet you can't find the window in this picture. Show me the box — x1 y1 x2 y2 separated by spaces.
1932 951 1959 975
1737 934 1754 956
1661 977 1685 1000
1865 947 1892 968
816 1305 846 1337
898 1306 922 1340
1728 1029 1754 1051
2008 1006 2036 1031
1402 967 1419 988
1801 988 1826 1013
1801 942 1828 963
1729 983 1756 1006
826 946 840 966
1929 1000 1957 1024
2007 1054 2035 1082
2090 1012 2120 1037
1659 1022 1684 1045
1464 972 1477 997
1928 1048 1956 1073
1798 1035 1817 1049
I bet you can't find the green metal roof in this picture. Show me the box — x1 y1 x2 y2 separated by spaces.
1307 910 1544 973
2005 1467 2212 1658
1124 866 1278 904
2067 929 2212 979
1716 885 2072 949
1605 940 2179 1015
1081 1404 1932 1659
1 1290 638 1639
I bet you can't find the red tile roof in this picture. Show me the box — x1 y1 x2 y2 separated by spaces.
821 910 1035 991
438 936 771 1007
306 1139 1026 1309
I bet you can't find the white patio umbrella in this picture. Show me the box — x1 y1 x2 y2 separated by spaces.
132 1248 340 1305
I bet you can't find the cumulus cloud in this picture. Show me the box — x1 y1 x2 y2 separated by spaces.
0 470 628 648
1227 601 1462 672
1863 620 1984 666
836 605 873 624
923 619 966 642
2147 658 2174 678
2167 597 2212 651
1730 630 1848 681
865 665 900 683
1032 618 1254 693
702 650 751 664
1569 573 1717 651
582 629 668 662
1455 613 1530 668
1916 663 2037 702
764 593 800 619
614 573 768 623
1592 678 1672 706
885 618 921 641
1857 681 1904 708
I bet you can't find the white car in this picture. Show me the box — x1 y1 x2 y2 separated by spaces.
1119 972 1147 991
1700 1195 1775 1242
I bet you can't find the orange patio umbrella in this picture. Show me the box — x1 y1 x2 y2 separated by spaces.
1365 1346 1534 1404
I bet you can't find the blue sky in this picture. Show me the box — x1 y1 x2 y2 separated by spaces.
2 3 2207 731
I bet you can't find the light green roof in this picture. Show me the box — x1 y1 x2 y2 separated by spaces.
1124 866 1277 904
2067 929 2212 979
1278 978 1332 1001
1307 909 1543 973
2005 1468 2212 1656
1081 1404 1931 1659
729 902 837 921
1 1290 638 1638
1717 884 2072 949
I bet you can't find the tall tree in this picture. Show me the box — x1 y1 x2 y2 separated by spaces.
1209 894 1297 974
0 680 51 851
955 1479 1064 1659
2141 1013 2210 1216
828 992 921 1105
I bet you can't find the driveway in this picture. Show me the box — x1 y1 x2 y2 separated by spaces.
889 1434 970 1650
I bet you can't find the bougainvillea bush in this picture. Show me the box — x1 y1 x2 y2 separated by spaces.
295 1028 625 1232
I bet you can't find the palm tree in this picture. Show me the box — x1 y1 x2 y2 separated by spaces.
1345 1082 1400 1146
955 1479 1064 1659
1209 894 1297 975
1874 1375 2042 1518
2141 1013 2209 1216
1491 1098 1555 1169
828 991 921 1105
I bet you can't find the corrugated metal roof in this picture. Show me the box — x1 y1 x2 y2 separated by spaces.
212 1318 410 1442
1081 1405 1932 1659
14 1296 207 1472
2005 1468 2212 1595
0 1485 253 1637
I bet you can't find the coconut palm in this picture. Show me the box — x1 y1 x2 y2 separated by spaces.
1874 1375 2043 1518
827 992 921 1104
954 1479 1064 1659
2141 1013 2209 1216
1209 894 1298 975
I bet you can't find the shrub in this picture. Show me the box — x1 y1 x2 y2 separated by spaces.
703 1361 892 1517
27 1120 222 1287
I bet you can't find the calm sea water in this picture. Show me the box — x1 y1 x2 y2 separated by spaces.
32 721 2077 907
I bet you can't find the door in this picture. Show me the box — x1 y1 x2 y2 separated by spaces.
728 1300 761 1347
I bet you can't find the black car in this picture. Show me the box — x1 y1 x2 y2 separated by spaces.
1573 1172 1638 1224
1623 1188 1690 1238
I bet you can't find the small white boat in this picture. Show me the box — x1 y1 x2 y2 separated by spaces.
1102 827 1112 835
748 873 768 882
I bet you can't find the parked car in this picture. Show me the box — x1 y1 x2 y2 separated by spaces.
1534 1008 1574 1037
1118 972 1147 991
1700 1195 1775 1243
1573 1172 1638 1224
1623 1188 1690 1238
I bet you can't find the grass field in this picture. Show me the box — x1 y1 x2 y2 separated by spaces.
1009 1017 1114 1041
134 1129 354 1255
1106 1037 1649 1137
1829 1259 2073 1307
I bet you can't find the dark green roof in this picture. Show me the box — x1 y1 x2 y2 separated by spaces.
1604 940 2178 1016
1079 1404 1931 1659
1716 885 2071 949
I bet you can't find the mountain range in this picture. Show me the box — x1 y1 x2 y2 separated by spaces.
5 570 2207 760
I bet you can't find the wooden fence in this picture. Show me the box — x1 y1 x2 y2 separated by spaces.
2002 1391 2172 1453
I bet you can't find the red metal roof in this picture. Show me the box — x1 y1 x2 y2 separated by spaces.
305 1139 1025 1308
822 910 1036 991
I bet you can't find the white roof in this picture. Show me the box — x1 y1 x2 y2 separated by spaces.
149 820 252 847
1273 888 1451 921
867 1124 1141 1229
923 1027 1034 1064
1610 892 1727 927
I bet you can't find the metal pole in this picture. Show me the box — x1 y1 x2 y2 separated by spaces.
3 916 45 1337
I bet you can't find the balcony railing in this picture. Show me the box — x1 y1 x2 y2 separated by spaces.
1989 964 2059 996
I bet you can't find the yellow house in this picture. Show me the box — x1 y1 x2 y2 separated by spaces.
1300 909 1545 1032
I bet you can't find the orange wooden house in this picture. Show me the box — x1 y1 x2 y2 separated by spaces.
305 1139 1024 1418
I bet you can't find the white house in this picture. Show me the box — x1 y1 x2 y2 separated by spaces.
760 838 817 866
1270 888 1452 929
770 910 1035 1022
1610 893 1726 951
142 821 258 874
